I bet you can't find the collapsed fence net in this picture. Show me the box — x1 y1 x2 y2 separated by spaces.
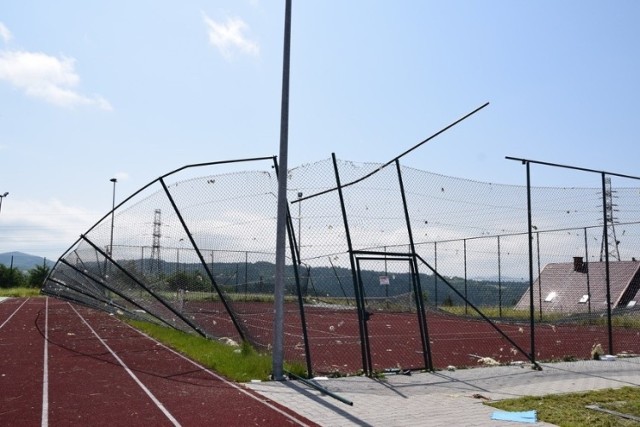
44 157 640 376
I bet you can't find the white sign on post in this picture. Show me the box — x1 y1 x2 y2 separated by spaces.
379 275 390 286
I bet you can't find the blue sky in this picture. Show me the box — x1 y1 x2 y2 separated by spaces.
1 1 639 260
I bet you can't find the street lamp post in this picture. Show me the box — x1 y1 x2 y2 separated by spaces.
109 179 117 257
272 0 293 381
0 192 8 215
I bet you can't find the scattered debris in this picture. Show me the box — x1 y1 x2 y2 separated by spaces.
591 343 604 360
616 351 639 358
447 365 456 372
469 354 500 366
586 405 640 422
383 368 411 376
219 337 239 347
472 393 490 400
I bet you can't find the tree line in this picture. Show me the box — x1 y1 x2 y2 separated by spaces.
0 264 51 288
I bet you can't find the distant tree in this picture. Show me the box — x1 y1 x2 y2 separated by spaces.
422 291 429 304
0 265 26 288
442 294 454 307
28 265 51 288
166 271 207 292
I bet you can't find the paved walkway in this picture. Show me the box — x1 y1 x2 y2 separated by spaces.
248 358 640 426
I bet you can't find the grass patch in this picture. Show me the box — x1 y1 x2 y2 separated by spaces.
488 386 640 426
127 319 306 382
438 305 513 318
0 287 42 298
597 316 640 329
437 305 550 320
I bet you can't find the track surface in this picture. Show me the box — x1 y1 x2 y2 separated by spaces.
185 300 640 374
0 297 317 426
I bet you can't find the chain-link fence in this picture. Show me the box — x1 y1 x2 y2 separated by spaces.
43 156 640 377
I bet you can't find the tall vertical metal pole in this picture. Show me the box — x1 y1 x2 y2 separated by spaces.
434 242 438 308
526 161 536 364
463 238 468 315
109 178 117 257
272 0 292 381
497 235 502 317
584 227 592 314
537 232 542 321
333 153 370 375
396 160 432 371
601 173 614 354
298 192 303 262
0 192 8 215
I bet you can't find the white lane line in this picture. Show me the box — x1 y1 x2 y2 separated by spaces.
41 297 49 427
126 324 313 427
68 304 181 427
0 297 29 330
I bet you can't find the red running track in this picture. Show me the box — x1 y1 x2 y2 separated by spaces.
0 297 317 427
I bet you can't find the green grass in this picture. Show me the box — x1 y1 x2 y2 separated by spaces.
0 287 42 297
127 319 307 382
488 386 640 426
599 316 640 329
438 305 528 318
438 306 640 328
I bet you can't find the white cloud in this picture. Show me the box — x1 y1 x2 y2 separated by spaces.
0 50 112 110
203 14 259 59
0 22 11 44
0 198 99 260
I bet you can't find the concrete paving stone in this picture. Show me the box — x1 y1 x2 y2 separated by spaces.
247 358 640 426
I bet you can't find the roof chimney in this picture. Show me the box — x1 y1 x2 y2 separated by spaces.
573 256 584 272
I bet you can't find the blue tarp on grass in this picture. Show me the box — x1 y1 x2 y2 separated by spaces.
491 410 537 424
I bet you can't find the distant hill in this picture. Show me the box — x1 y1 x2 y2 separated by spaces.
0 252 55 271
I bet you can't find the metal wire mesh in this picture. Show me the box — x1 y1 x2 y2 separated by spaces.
43 157 640 376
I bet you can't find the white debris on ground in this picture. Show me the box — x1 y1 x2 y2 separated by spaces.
469 354 501 366
219 337 240 347
591 343 604 360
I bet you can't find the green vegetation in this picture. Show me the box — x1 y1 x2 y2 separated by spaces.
0 287 42 297
438 305 532 319
438 305 640 331
598 315 640 329
0 263 50 289
127 320 307 382
488 386 640 426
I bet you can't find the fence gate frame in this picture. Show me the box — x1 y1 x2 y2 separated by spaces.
353 252 433 375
